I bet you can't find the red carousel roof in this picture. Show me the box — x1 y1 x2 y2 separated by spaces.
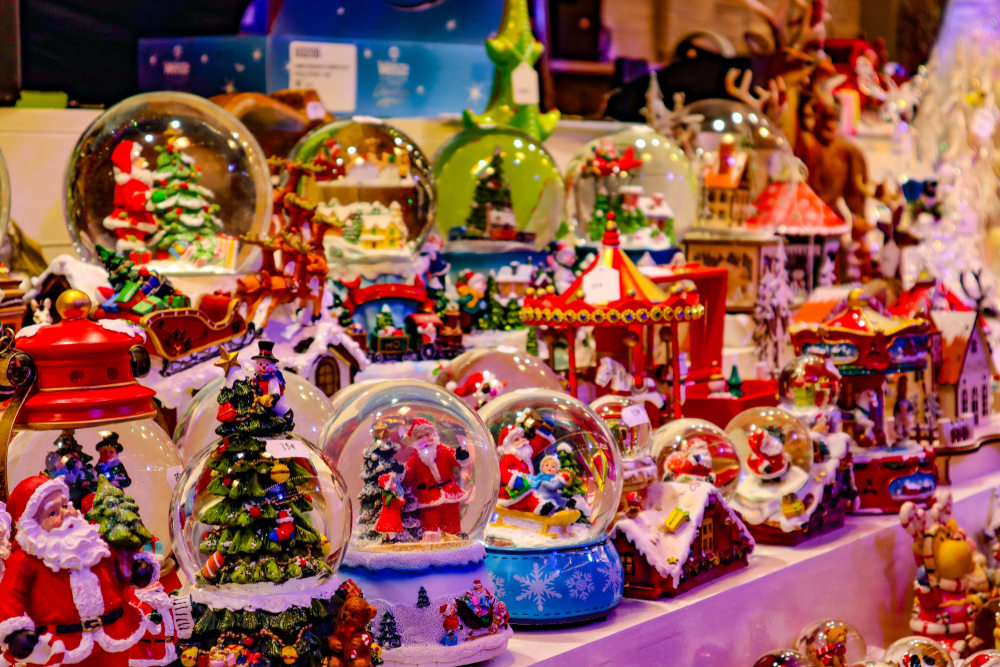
746 181 848 236
520 223 703 328
889 279 971 318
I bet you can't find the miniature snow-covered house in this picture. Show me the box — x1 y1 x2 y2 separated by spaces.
487 203 518 240
700 139 751 226
359 202 408 250
638 192 674 237
611 481 754 599
492 263 535 304
930 311 996 426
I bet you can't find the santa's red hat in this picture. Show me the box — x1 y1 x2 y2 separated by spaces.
406 417 434 439
7 475 69 529
448 372 485 397
498 425 526 450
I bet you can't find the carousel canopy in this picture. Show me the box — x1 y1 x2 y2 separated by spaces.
520 223 702 328
746 181 848 236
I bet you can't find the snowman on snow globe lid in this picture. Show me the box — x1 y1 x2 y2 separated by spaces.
478 388 624 625
320 379 511 667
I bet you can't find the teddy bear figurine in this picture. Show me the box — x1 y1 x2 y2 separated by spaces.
325 593 378 667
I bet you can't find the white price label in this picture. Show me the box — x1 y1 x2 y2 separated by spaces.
971 107 997 141
288 41 357 113
166 465 184 491
582 265 620 304
512 61 540 106
621 404 651 427
267 439 312 459
305 100 327 120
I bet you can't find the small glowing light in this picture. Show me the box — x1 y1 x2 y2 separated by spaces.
712 119 725 131
170 120 180 129
347 146 357 154
748 113 758 123
651 139 660 146
394 137 402 145
513 139 523 148
528 144 536 151
144 134 154 143
732 112 743 124
635 139 646 148
759 127 770 138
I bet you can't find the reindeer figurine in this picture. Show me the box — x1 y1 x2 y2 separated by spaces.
236 233 298 330
900 490 988 658
281 231 328 323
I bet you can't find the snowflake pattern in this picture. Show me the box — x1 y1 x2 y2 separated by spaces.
487 570 507 600
565 571 595 600
598 558 623 595
514 563 562 611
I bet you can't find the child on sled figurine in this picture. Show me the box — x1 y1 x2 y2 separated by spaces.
531 455 573 508
252 341 292 420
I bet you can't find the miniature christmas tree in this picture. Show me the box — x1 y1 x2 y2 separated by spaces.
44 430 97 508
374 306 397 334
375 610 402 650
587 194 611 241
462 0 560 141
752 244 794 378
344 210 364 245
86 475 153 551
465 148 513 239
556 443 587 502
356 423 422 545
417 587 430 608
728 365 744 398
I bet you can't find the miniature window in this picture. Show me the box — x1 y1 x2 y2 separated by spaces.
984 385 991 416
962 389 969 415
701 518 715 554
972 338 978 354
315 358 339 397
973 387 979 416
623 554 634 575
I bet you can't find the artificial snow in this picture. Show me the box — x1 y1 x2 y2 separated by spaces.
95 317 147 342
327 254 431 282
462 329 529 351
611 481 752 587
15 323 44 339
187 575 341 613
623 457 657 486
355 359 441 384
27 254 111 304
731 458 839 532
485 520 593 548
341 543 486 573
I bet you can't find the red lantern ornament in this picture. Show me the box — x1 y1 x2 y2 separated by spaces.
248 506 261 518
217 402 237 422
223 475 233 487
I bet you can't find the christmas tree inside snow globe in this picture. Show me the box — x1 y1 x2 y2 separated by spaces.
321 379 511 666
478 388 624 624
168 344 357 667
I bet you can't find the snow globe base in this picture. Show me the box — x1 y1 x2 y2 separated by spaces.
338 545 512 667
484 534 623 626
852 445 937 514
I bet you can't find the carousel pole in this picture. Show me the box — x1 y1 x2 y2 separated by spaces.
670 323 682 419
565 326 578 396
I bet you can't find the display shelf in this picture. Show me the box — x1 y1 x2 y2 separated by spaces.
483 455 1000 667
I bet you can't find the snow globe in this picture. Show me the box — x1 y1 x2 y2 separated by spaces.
650 418 742 500
433 125 564 253
478 388 624 624
3 290 182 557
168 352 355 666
174 369 333 463
967 652 1000 667
793 619 868 666
286 118 435 266
435 346 565 411
881 637 953 667
565 125 696 250
726 407 822 546
321 379 511 667
66 91 270 274
752 650 814 667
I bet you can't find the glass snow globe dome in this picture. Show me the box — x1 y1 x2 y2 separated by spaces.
566 125 696 249
590 394 653 461
727 407 814 496
433 124 564 253
778 354 842 411
882 637 953 667
320 379 499 551
753 650 815 667
66 91 271 275
174 370 333 463
651 418 742 500
434 346 565 411
478 389 623 548
169 375 351 594
286 117 434 266
793 618 867 666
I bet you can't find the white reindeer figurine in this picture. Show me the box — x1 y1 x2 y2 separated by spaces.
595 356 665 409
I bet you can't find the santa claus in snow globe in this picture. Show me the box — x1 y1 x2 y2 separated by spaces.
320 379 510 667
651 418 742 500
0 475 159 667
478 388 624 625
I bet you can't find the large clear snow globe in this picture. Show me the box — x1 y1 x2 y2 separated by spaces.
778 355 842 411
286 118 434 266
966 651 1000 667
651 418 742 500
320 379 499 551
169 376 351 593
882 637 953 667
435 346 565 411
727 407 814 498
433 125 564 253
66 91 271 275
566 125 696 249
753 650 814 667
478 389 622 549
682 98 791 228
7 422 182 556
174 370 333 463
793 619 867 667
590 394 653 461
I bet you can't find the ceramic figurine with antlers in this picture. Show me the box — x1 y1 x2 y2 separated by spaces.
900 490 990 658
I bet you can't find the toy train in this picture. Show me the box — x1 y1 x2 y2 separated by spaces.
365 312 464 363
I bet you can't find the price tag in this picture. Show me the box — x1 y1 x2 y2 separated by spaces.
305 101 327 120
582 265 620 304
512 61 540 106
267 439 312 459
288 41 357 113
621 404 651 427
166 465 184 491
971 107 997 141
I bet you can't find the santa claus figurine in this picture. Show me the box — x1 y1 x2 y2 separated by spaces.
0 501 10 581
497 425 565 517
662 437 716 485
126 582 178 667
0 475 157 667
103 140 159 255
401 418 471 537
447 372 507 409
746 430 789 482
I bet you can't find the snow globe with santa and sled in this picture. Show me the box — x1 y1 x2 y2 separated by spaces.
320 379 511 667
565 125 696 255
66 91 271 275
168 344 360 667
478 388 624 625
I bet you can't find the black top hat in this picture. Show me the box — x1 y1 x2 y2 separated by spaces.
96 431 123 452
251 341 279 363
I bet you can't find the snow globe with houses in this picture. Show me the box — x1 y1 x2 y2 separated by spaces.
320 379 511 667
65 91 271 274
478 388 624 625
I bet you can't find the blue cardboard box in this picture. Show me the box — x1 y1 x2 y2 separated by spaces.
138 36 268 97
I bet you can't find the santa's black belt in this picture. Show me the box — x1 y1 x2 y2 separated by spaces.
36 607 124 634
417 481 447 490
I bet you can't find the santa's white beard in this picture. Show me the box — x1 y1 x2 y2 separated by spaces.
131 166 154 187
415 442 441 469
17 515 110 572
499 441 533 466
